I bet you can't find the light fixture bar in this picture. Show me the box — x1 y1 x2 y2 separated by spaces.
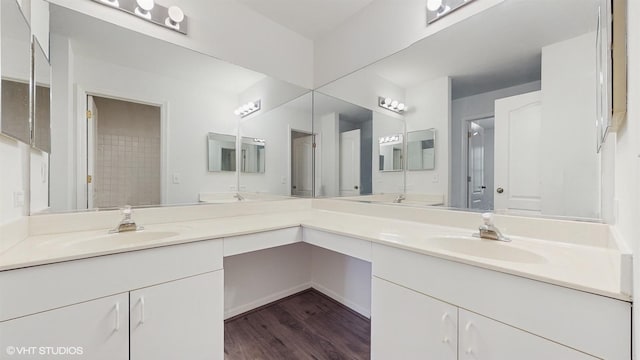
234 100 261 118
378 96 407 114
426 0 476 24
90 0 188 35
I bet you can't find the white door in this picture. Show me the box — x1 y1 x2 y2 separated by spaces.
459 309 597 360
494 91 542 213
87 95 98 209
130 271 224 360
467 121 486 209
339 129 361 196
372 277 457 360
291 134 313 197
0 293 129 360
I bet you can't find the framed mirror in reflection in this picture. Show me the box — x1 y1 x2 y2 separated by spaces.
407 129 435 171
240 137 265 174
33 38 51 153
39 5 309 213
207 133 236 173
1 0 31 144
315 0 608 220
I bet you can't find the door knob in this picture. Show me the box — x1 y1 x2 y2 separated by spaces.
496 187 504 194
354 185 359 190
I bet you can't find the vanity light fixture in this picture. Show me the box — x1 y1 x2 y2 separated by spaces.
90 0 188 35
252 138 266 144
426 0 476 24
234 100 261 118
378 96 407 114
379 135 401 144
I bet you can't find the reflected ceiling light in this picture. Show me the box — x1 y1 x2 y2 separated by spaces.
235 100 261 117
165 6 185 30
90 0 188 34
378 96 407 114
135 0 154 19
100 0 119 7
379 135 401 144
426 0 476 24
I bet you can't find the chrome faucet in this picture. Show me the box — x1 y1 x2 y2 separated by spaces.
393 194 406 203
233 193 245 201
473 213 510 242
110 205 144 233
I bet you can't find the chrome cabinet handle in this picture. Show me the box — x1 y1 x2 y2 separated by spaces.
114 302 120 331
140 296 145 324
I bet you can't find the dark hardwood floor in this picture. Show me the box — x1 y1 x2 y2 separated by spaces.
224 289 371 360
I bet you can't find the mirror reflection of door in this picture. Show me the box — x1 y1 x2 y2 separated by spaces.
466 118 494 210
339 129 361 196
494 91 542 213
87 95 161 209
291 130 312 197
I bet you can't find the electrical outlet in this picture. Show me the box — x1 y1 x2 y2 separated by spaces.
13 191 24 208
432 173 439 183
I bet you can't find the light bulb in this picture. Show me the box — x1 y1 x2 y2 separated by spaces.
383 97 392 106
247 102 256 110
234 109 241 116
167 6 184 23
242 104 250 112
427 0 443 12
397 103 406 111
391 100 399 108
137 0 154 11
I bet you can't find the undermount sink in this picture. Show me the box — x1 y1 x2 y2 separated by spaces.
425 235 546 264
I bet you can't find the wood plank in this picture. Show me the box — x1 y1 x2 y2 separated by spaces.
224 289 370 360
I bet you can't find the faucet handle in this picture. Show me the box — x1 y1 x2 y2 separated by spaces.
482 212 493 226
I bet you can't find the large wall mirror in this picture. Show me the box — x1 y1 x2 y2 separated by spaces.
33 38 51 153
40 5 310 213
1 0 31 144
315 0 607 220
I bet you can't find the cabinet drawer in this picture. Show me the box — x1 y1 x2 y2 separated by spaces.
224 227 301 256
0 239 223 321
372 243 630 360
303 228 371 261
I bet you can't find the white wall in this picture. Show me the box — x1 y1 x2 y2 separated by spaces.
541 32 599 219
29 149 48 213
49 0 313 89
310 246 372 318
405 76 451 204
224 243 311 319
0 137 28 224
314 0 504 87
238 77 309 115
239 93 312 195
450 81 541 208
610 0 640 356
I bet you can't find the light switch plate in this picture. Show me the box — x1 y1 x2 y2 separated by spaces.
172 173 181 184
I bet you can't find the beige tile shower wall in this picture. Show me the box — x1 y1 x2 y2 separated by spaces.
94 97 161 208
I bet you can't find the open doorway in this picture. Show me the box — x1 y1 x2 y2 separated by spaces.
87 95 162 208
291 130 313 197
465 117 494 210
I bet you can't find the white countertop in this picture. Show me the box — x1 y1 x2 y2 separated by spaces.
0 205 630 302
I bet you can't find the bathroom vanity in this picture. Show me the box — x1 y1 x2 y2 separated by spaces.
0 199 631 359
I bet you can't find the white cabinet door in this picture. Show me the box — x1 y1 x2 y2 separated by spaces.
0 293 128 360
372 277 457 360
130 270 224 360
459 309 598 360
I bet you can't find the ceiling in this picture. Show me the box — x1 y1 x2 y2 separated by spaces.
235 0 374 40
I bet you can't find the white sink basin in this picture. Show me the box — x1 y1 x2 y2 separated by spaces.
426 235 546 264
36 230 181 250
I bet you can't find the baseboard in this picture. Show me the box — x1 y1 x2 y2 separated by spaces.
310 282 371 319
224 282 312 320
